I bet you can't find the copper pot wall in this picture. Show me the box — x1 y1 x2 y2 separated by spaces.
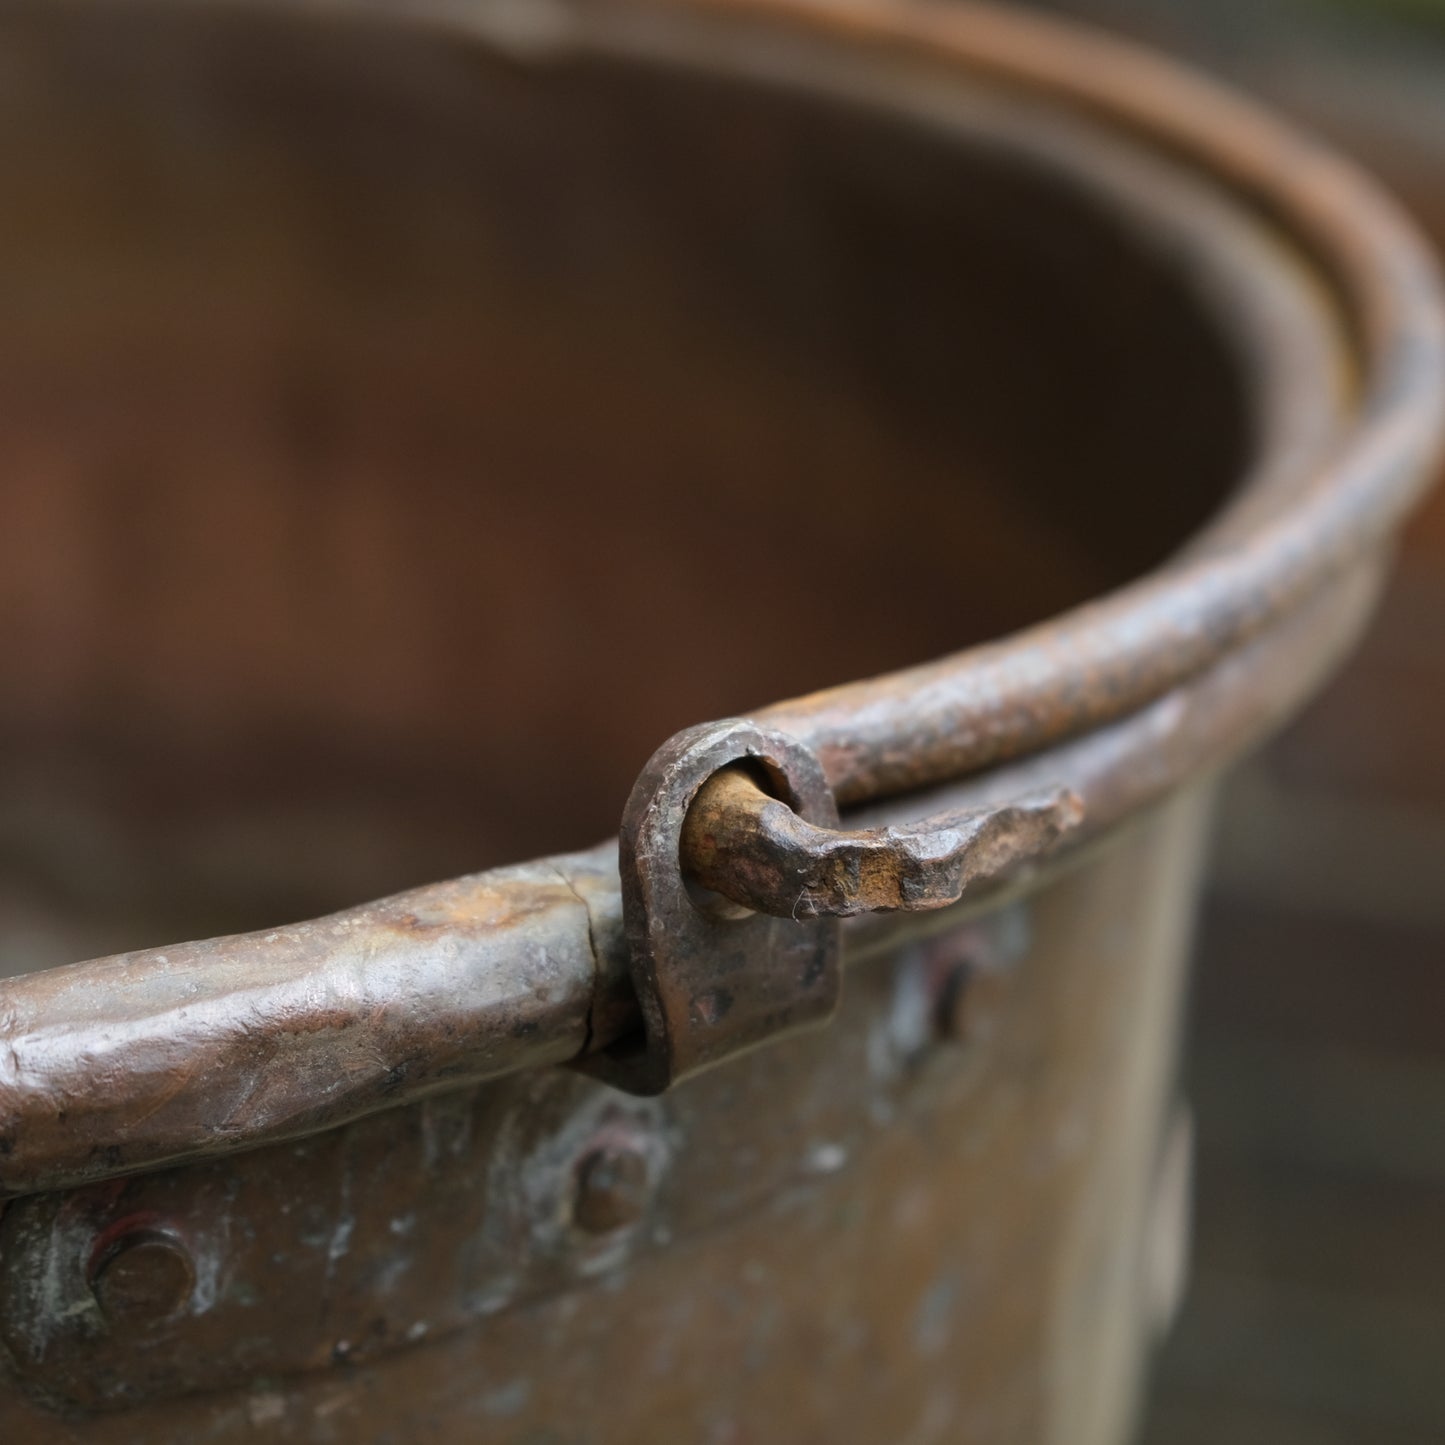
0 1 1440 1441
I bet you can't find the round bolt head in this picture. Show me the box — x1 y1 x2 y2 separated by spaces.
573 1144 650 1234
91 1230 195 1325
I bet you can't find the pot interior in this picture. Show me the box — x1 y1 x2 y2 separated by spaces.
0 4 1250 973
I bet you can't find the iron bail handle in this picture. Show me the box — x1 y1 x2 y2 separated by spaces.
682 763 1084 919
587 718 1082 1094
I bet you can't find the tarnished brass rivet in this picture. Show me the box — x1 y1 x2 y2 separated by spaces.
573 1145 650 1234
90 1230 195 1325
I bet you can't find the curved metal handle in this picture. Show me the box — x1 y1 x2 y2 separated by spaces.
681 765 1084 919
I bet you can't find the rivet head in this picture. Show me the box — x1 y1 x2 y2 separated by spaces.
573 1144 650 1234
90 1230 195 1325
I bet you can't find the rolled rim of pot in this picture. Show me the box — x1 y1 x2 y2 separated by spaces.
0 0 1441 1196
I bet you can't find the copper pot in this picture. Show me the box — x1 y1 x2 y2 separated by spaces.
0 1 1440 1440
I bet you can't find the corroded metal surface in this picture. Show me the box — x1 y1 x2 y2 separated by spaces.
584 719 842 1093
0 802 1205 1440
681 764 1082 918
2 0 1440 1196
0 857 627 1197
0 555 1379 1200
0 0 1440 1438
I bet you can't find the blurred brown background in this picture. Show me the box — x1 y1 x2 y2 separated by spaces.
1000 2 1445 1440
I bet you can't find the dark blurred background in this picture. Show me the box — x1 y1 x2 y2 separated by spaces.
997 2 1445 1440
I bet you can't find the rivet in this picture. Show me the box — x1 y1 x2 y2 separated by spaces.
90 1229 195 1325
573 1144 650 1234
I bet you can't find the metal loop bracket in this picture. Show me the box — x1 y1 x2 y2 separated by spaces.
583 720 842 1094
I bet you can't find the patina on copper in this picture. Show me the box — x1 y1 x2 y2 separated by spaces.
0 0 1440 1198
0 798 1249 1435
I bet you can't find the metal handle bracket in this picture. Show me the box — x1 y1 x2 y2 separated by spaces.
581 720 842 1094
585 718 1082 1096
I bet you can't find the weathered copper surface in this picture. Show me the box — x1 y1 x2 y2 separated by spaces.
2 0 1439 1193
0 559 1379 1200
0 0 1440 1438
0 801 1206 1442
